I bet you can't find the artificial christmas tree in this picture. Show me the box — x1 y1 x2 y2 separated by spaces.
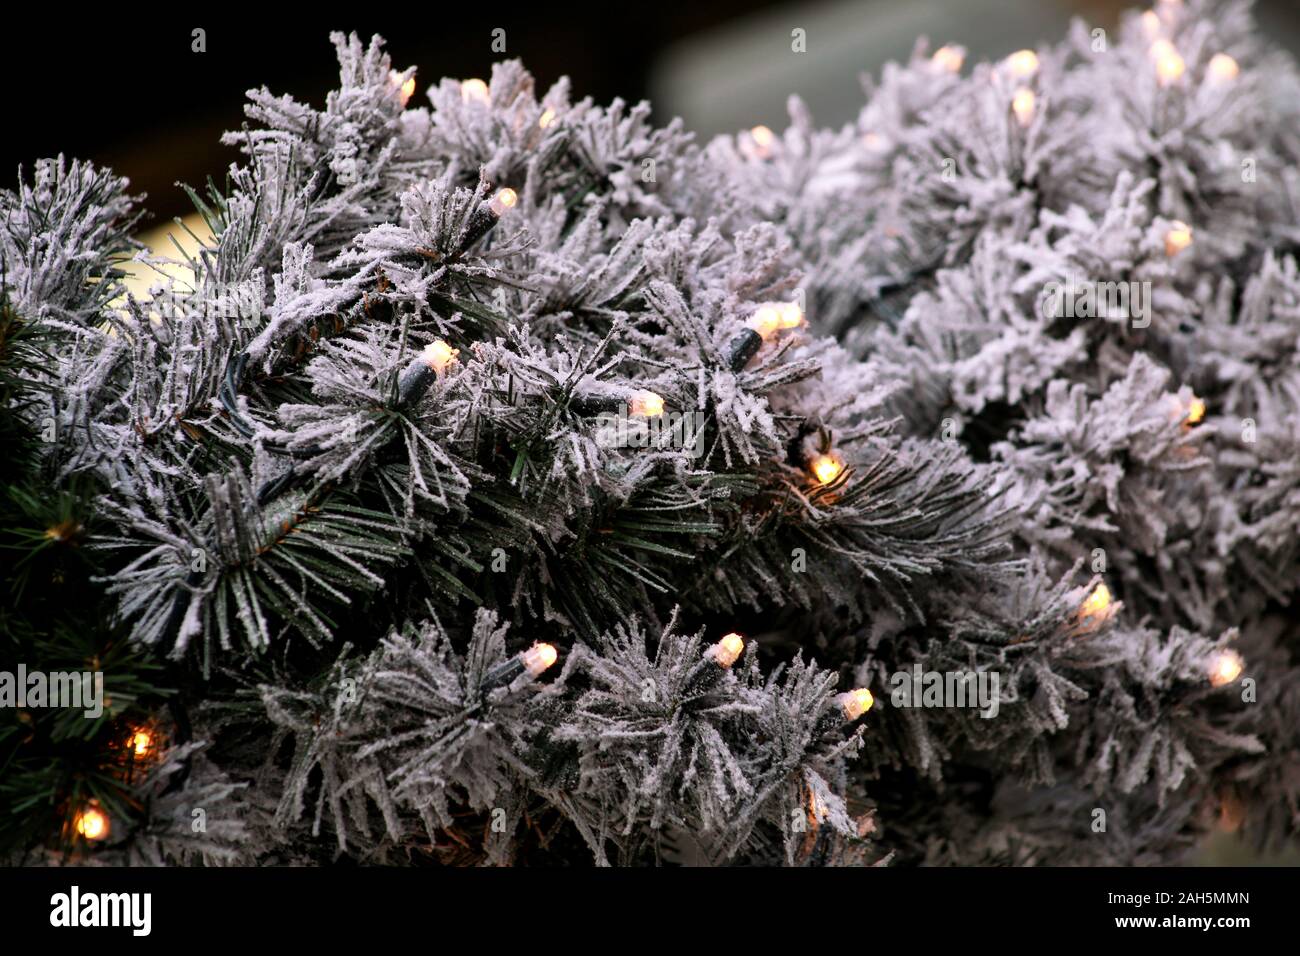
2 0 1297 867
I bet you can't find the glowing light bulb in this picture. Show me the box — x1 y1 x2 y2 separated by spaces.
1165 221 1193 257
1149 39 1175 60
1151 40 1185 85
749 124 775 158
130 729 152 757
629 390 665 417
931 45 964 73
837 688 875 721
811 453 844 486
1012 88 1036 127
421 340 459 374
1208 649 1243 687
707 633 745 669
522 643 559 677
538 107 556 129
772 303 800 331
744 301 802 342
1207 53 1239 84
489 187 518 218
1079 583 1112 623
1185 396 1206 425
1005 49 1039 78
75 806 110 841
44 520 79 542
389 71 416 107
746 304 784 341
1141 10 1162 38
461 78 490 105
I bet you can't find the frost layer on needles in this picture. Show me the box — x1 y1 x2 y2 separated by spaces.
3 0 1296 867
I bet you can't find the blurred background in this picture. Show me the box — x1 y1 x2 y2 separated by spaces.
5 0 1298 864
8 0 1300 226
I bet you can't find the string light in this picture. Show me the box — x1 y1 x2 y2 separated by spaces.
489 187 518 217
481 642 560 691
389 71 416 107
629 390 665 418
521 643 559 678
538 107 557 129
460 78 490 105
686 632 746 694
1208 649 1244 687
423 340 459 374
707 633 745 669
810 452 844 486
1185 396 1206 425
458 186 518 252
1077 582 1113 627
1151 39 1185 85
74 805 110 841
931 45 964 73
745 305 782 341
749 124 775 159
44 520 80 542
728 301 804 370
397 340 459 407
1165 220 1193 257
1141 10 1162 38
1012 88 1036 127
130 729 153 757
1005 50 1039 78
837 688 875 721
572 388 664 417
1207 53 1240 84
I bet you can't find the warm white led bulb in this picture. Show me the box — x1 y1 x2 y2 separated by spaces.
421 340 459 374
749 124 775 158
629 390 665 417
837 688 875 721
746 304 784 341
1151 40 1185 85
390 71 416 107
1165 221 1193 257
489 187 518 217
810 453 844 486
707 633 745 669
777 302 804 330
1208 649 1243 687
1005 50 1039 78
1012 88 1036 127
522 643 559 677
931 45 964 73
1207 53 1239 84
1078 583 1112 624
75 806 110 841
461 78 490 105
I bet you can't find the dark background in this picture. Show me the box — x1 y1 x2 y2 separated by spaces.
8 1 785 222
8 1 1300 226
